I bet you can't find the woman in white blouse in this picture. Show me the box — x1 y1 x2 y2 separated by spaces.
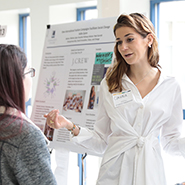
45 13 185 185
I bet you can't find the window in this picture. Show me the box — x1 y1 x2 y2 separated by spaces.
19 13 32 117
150 0 185 39
76 6 97 21
19 14 29 54
150 0 185 96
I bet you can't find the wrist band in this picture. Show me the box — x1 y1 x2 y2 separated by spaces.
68 123 81 136
68 122 76 135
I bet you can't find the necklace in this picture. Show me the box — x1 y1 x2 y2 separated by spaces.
134 68 152 86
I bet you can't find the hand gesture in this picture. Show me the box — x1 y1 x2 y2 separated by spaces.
44 109 72 129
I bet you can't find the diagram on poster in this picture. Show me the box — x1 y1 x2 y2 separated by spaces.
31 17 116 155
43 71 60 98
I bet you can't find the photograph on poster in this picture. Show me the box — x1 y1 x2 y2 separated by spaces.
91 51 113 85
44 122 54 141
63 90 86 113
87 85 99 110
87 85 96 109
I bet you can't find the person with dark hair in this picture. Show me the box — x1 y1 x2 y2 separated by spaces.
0 44 57 185
44 13 185 185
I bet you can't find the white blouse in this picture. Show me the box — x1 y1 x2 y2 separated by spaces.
73 69 185 185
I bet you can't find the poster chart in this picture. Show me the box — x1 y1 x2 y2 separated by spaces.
31 17 116 155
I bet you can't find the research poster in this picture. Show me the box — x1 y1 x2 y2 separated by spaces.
31 17 116 155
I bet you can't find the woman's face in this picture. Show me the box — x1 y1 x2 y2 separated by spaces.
23 65 32 102
115 26 149 66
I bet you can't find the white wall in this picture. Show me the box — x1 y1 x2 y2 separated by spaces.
119 0 150 18
49 4 76 25
0 10 20 45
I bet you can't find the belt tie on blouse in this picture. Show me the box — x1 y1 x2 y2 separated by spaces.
101 134 157 166
137 136 145 148
100 134 159 185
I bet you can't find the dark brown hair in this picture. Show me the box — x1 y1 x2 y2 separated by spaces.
0 44 27 138
0 44 27 112
106 13 160 93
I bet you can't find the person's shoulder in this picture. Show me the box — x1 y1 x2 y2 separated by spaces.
21 118 41 134
164 75 180 86
0 116 46 149
18 119 48 150
99 77 109 92
100 77 107 86
160 68 180 87
159 74 182 96
13 117 45 144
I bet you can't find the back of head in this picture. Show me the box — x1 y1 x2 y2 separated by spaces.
0 44 27 113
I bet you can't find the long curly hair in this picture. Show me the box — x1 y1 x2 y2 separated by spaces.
106 13 160 93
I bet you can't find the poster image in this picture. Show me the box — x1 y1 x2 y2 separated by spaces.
43 71 60 99
62 90 86 114
87 85 99 110
44 121 54 141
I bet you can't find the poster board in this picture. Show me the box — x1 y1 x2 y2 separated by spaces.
31 17 116 155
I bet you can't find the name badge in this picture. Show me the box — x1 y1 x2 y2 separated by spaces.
112 90 133 107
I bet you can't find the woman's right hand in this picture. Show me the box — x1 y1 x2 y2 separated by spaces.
44 109 73 130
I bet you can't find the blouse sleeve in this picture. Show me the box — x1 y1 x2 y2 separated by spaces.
15 127 57 185
72 79 112 154
161 82 185 157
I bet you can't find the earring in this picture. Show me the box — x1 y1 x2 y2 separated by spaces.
148 44 151 48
